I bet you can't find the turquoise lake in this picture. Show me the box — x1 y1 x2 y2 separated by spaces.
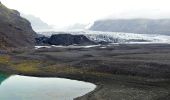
0 73 96 100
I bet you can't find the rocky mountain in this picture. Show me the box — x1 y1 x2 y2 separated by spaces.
0 2 36 49
90 19 170 35
21 14 53 31
36 33 96 46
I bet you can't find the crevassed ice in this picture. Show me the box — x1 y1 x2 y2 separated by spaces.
38 30 170 44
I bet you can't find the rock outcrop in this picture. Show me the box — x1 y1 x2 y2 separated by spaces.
0 2 36 49
36 34 96 46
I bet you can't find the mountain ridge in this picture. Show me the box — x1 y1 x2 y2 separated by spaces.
21 14 53 31
90 19 170 35
0 2 36 49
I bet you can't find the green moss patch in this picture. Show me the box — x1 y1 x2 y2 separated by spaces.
0 55 10 64
13 61 40 73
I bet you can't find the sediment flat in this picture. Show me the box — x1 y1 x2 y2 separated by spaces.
0 44 170 100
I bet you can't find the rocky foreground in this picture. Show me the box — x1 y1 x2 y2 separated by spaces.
0 44 170 100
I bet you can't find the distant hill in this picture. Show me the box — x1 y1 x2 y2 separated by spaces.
0 2 36 49
90 19 170 35
21 14 53 31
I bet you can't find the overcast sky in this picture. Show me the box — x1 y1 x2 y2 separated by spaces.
1 0 170 28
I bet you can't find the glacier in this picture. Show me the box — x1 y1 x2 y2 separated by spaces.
38 30 170 44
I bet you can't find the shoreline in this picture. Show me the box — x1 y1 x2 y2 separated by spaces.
0 44 170 100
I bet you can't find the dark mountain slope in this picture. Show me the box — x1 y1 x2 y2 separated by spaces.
0 2 36 49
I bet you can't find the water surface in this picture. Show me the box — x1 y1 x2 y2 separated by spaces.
0 73 96 100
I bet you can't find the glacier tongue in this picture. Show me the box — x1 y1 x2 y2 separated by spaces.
39 30 170 44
